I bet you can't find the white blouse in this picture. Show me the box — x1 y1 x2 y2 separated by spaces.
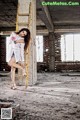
8 32 25 62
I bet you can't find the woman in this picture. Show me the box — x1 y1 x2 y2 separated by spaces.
8 28 30 89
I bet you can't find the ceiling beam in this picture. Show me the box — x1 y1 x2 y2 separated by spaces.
36 19 45 26
55 25 80 29
0 27 15 31
37 0 54 32
55 29 80 33
37 29 49 36
54 21 80 24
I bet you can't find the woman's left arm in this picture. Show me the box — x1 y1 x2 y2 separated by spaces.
14 39 24 44
16 39 24 43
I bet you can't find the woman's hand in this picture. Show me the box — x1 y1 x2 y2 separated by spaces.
14 41 16 44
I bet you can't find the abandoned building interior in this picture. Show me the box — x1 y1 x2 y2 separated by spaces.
0 0 80 120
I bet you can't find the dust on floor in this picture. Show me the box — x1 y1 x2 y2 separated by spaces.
0 72 80 120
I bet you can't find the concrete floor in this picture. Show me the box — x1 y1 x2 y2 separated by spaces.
0 72 80 120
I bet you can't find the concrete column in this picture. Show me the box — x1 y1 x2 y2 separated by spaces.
49 32 55 71
28 0 37 85
18 0 30 30
17 0 37 85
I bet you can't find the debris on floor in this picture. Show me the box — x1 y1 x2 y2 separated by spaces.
0 72 80 120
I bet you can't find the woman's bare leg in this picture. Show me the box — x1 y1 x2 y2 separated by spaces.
11 67 16 88
19 62 27 76
9 60 23 70
8 57 18 89
8 57 25 88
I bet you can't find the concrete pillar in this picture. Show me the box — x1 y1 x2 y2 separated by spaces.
49 32 55 71
17 0 30 30
17 0 37 85
28 0 37 85
43 36 50 70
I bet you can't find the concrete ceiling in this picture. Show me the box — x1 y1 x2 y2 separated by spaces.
0 0 18 31
37 0 80 34
0 0 80 34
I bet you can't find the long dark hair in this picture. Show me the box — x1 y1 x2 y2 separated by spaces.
16 28 31 50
